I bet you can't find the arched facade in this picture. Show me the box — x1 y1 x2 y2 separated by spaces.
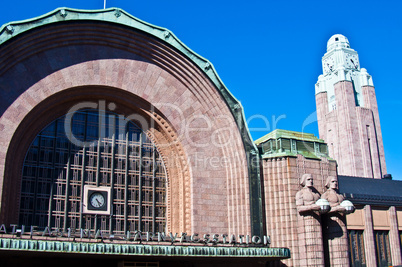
0 8 261 236
20 108 168 234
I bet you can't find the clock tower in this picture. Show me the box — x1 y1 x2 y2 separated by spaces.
315 34 387 178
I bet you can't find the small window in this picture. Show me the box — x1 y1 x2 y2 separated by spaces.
335 37 339 41
296 140 314 154
281 139 291 152
319 143 328 155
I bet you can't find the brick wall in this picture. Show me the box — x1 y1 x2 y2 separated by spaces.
316 80 386 178
262 154 344 266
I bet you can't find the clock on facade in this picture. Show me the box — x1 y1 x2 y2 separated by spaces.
83 185 111 215
88 191 107 210
323 56 334 74
345 53 359 69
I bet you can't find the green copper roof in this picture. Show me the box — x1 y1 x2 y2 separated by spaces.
255 129 332 160
255 129 326 146
0 7 262 236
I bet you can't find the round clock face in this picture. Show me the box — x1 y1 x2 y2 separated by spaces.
346 54 359 69
323 57 334 74
90 192 106 208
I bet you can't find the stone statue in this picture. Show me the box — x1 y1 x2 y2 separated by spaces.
321 176 346 213
295 173 321 214
295 173 327 266
321 175 354 266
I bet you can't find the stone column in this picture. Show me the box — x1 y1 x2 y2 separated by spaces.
323 213 350 266
297 212 325 266
363 205 377 267
389 206 402 265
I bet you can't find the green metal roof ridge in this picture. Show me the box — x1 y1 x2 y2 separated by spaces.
261 151 327 160
255 129 326 146
0 7 256 150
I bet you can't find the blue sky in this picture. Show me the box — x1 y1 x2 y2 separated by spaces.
1 1 402 180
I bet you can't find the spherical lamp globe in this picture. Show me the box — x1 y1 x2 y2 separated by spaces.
340 200 355 214
316 199 330 214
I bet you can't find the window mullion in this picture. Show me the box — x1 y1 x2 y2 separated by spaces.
138 133 143 232
109 133 116 235
152 146 156 233
79 113 88 230
32 136 42 225
124 132 129 233
79 146 86 229
96 139 101 186
63 136 72 231
47 122 58 228
94 139 102 232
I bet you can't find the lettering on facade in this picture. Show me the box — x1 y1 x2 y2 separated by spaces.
0 224 271 247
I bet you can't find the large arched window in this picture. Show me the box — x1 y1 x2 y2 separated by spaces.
19 109 167 234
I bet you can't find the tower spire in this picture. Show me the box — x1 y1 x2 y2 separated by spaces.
315 34 386 178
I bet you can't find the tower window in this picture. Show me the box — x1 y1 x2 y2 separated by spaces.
335 37 339 41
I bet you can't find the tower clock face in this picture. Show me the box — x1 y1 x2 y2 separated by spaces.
323 57 334 74
346 53 359 69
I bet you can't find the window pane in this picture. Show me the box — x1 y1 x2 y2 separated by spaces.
20 109 167 234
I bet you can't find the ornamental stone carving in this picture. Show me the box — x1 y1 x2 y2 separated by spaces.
295 173 326 266
295 174 322 214
321 176 355 214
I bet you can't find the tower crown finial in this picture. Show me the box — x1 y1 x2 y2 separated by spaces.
327 34 350 51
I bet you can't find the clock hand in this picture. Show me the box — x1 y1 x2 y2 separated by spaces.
96 199 101 206
350 59 357 69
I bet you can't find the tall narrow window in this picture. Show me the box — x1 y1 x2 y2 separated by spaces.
374 230 392 267
20 109 167 235
348 230 366 267
366 125 375 178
